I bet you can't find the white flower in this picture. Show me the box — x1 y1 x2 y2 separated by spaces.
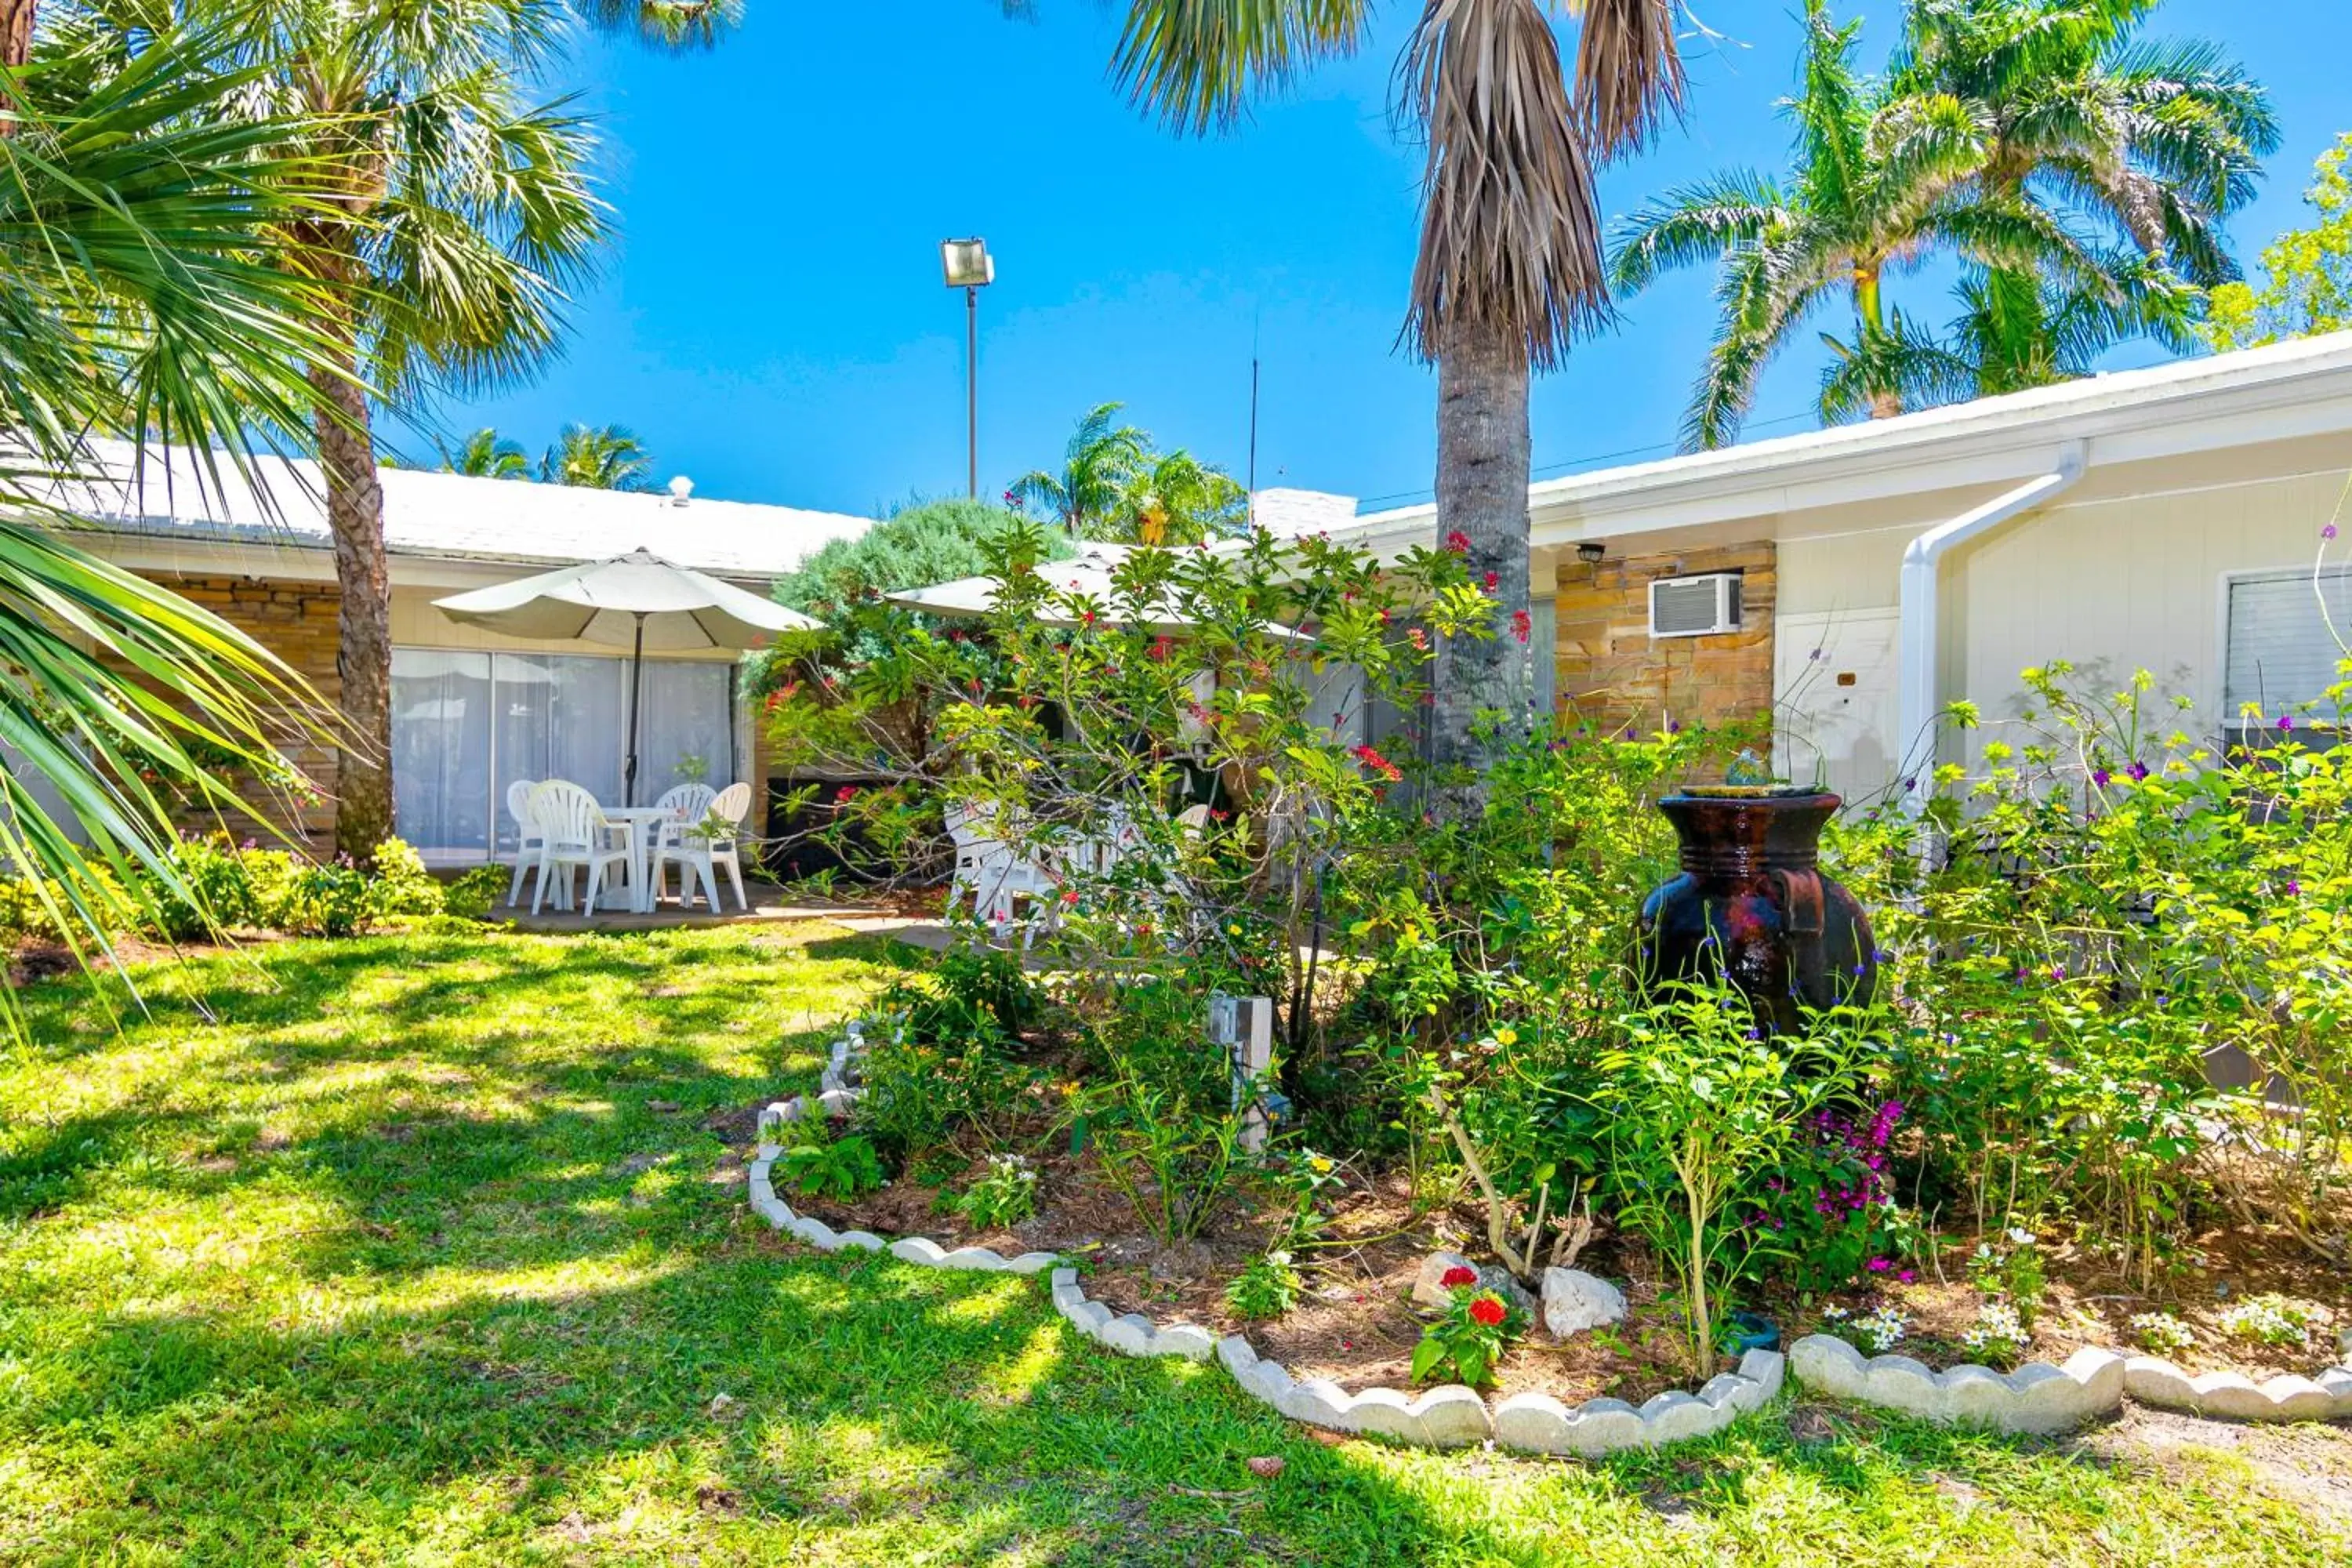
2006 1229 2038 1247
1856 1305 1909 1352
1972 1243 1994 1259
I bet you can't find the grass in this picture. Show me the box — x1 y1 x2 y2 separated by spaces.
0 923 2343 1566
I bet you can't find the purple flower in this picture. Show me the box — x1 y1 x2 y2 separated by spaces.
2091 768 2111 786
2327 523 2340 541
2287 879 2303 896
2280 713 2296 732
2127 761 2149 782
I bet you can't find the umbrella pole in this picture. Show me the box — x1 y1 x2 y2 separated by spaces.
624 613 645 807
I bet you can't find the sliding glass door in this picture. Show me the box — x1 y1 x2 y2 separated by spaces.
392 648 736 862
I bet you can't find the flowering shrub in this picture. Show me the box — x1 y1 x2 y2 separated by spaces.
1821 1302 1909 1354
950 1153 1039 1229
2129 1312 2198 1356
1961 1300 2028 1369
1739 1098 1915 1294
2218 1294 2319 1348
1965 1230 2047 1329
1411 1269 1526 1387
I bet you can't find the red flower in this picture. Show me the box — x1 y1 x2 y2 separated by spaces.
1406 626 1428 652
1439 1265 1478 1289
1468 1294 1507 1327
1512 608 1532 644
835 786 857 803
1483 572 1498 591
1148 635 1174 662
1445 530 1472 554
1061 888 1080 906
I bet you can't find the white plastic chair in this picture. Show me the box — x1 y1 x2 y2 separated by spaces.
946 800 1054 936
529 780 632 918
648 782 717 904
505 779 545 908
655 780 752 913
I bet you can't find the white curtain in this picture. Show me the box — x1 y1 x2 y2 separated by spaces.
391 649 494 855
394 648 738 859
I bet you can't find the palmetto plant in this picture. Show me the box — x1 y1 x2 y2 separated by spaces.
1109 0 1683 805
0 29 345 987
1007 401 1149 535
539 422 655 490
61 0 608 863
1119 447 1246 546
439 426 532 479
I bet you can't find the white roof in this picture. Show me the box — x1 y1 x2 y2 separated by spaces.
1350 332 2352 547
49 438 871 579
1250 487 1360 536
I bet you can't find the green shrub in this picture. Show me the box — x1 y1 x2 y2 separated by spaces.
778 1134 887 1200
441 866 510 921
365 839 444 919
270 861 372 938
949 1152 1038 1228
1224 1250 1300 1321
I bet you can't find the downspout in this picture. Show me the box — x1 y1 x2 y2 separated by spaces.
1894 441 2088 800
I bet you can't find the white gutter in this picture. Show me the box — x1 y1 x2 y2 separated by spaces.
1894 440 2088 794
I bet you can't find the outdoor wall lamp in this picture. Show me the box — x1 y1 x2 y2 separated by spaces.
1577 541 1607 565
941 238 995 499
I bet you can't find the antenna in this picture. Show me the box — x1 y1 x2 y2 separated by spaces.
1247 311 1261 522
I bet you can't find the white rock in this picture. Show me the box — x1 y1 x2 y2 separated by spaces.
1217 1335 1261 1378
889 1236 947 1266
1563 1397 1648 1456
1639 1390 1722 1446
1408 1252 1534 1315
1279 1378 1363 1432
1541 1268 1628 1338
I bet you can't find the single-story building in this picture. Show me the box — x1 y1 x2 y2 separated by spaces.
59 439 873 865
1343 331 2352 804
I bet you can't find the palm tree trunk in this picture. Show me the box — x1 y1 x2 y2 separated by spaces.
1430 318 1534 820
307 247 395 866
0 0 35 135
1853 261 1903 420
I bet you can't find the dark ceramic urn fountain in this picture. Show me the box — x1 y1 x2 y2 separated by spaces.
1635 782 1877 1034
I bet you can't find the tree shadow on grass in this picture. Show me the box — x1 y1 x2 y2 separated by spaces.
5 931 2340 1566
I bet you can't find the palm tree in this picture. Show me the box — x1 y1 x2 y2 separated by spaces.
1613 0 2105 448
1109 0 1685 799
64 0 608 866
1888 0 2275 287
1008 402 1148 535
1120 448 1246 545
438 427 532 480
539 423 655 490
0 27 347 978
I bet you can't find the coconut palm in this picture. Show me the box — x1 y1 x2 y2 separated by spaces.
438 427 532 479
1110 0 1685 798
0 27 345 980
1007 402 1148 535
1613 0 2112 448
539 422 655 490
1119 448 1246 545
1887 0 2275 286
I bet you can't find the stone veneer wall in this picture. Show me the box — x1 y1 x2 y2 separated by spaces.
141 572 342 850
1551 541 1776 734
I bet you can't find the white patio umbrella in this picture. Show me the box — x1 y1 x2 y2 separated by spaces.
434 548 818 804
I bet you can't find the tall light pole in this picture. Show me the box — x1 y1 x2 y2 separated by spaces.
940 238 994 498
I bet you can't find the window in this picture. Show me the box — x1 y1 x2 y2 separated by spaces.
391 648 736 862
2224 570 2352 735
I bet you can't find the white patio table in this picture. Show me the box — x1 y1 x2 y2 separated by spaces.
596 805 677 913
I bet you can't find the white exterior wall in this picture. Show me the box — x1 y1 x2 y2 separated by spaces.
1770 441 2352 790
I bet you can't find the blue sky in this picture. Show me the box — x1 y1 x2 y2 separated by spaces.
434 2 2350 517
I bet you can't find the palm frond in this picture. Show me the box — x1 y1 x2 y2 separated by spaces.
1112 0 1373 134
1568 0 1684 163
1608 169 1788 294
1400 0 1606 368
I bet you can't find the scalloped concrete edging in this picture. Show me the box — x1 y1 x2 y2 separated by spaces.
746 1146 1060 1276
1789 1334 2128 1435
1049 1264 1784 1454
750 1016 1787 1454
2122 1356 2352 1422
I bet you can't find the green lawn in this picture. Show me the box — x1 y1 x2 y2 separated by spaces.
0 924 2343 1566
